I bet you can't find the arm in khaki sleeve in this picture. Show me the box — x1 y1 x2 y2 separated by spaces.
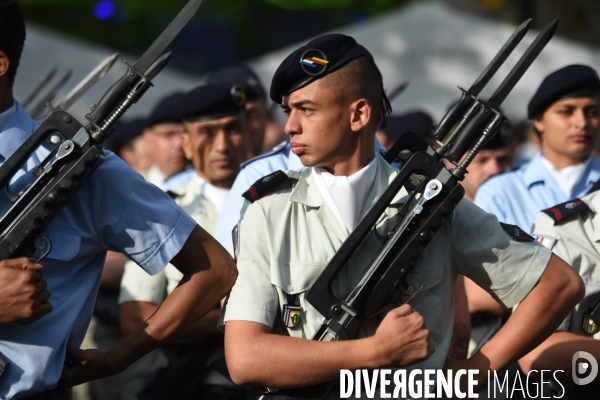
223 201 433 388
60 225 237 387
446 201 584 391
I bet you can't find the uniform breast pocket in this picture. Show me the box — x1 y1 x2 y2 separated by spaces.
270 261 326 337
40 228 82 261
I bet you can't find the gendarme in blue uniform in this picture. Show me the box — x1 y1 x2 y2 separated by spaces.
474 152 600 230
0 101 196 399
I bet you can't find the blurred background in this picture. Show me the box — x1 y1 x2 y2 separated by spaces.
13 0 600 124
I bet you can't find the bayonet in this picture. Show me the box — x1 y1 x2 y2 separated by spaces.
28 70 72 120
386 80 409 102
20 66 57 108
432 19 531 141
52 53 119 112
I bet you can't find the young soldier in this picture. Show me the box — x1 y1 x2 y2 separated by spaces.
475 65 600 230
219 33 584 395
118 83 251 396
0 2 237 398
523 191 600 396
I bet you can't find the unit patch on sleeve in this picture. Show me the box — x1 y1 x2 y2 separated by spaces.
242 170 289 203
535 236 556 249
542 199 589 224
500 222 534 242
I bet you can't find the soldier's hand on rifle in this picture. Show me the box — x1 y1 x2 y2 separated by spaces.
370 304 434 367
0 257 52 323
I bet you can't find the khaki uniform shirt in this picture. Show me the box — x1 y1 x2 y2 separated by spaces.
221 154 552 372
119 178 219 305
531 191 600 337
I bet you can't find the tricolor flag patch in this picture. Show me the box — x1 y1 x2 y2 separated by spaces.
300 56 329 68
535 236 555 249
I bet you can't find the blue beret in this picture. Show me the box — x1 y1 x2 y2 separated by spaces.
147 92 185 127
0 0 17 11
104 118 146 152
528 65 600 119
270 33 374 104
178 83 246 122
208 64 265 102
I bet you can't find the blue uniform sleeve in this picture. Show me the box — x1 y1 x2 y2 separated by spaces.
474 178 510 223
89 152 196 275
213 165 266 256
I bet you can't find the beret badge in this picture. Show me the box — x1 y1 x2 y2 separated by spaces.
299 49 330 77
230 85 246 106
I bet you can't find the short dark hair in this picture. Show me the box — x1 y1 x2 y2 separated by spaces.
319 56 385 126
0 3 26 87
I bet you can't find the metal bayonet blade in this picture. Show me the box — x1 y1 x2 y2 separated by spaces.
386 80 410 102
54 53 119 111
468 18 531 96
133 0 205 74
488 18 559 109
21 66 57 108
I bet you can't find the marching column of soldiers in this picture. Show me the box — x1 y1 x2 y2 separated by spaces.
1 1 600 400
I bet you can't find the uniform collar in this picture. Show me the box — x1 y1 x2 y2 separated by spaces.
522 153 552 187
0 100 38 160
288 154 400 213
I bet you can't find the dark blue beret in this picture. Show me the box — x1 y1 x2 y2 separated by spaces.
0 0 17 11
528 65 600 119
146 92 185 127
208 64 265 102
178 83 246 122
104 118 146 152
382 111 433 141
270 33 374 104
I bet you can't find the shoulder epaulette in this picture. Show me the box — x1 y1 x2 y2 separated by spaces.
165 190 180 200
500 223 534 242
241 141 288 168
242 170 289 203
542 198 590 224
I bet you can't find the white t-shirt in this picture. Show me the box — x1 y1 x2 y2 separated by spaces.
313 157 378 236
195 174 230 214
541 156 590 198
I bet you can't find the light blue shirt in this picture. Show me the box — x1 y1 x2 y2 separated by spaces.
474 152 600 231
162 167 195 192
0 101 196 399
213 139 398 255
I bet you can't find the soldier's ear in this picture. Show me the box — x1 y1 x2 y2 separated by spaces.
0 51 9 78
181 129 194 160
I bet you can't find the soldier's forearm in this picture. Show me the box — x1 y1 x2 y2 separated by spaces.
519 331 600 382
477 254 583 373
225 320 381 388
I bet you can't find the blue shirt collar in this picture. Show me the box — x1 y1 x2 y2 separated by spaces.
523 151 600 188
0 100 39 160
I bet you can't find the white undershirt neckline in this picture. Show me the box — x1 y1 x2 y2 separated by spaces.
195 175 230 214
540 156 590 199
313 158 378 237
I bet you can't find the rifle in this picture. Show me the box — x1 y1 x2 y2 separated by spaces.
19 66 57 109
258 17 558 400
51 53 120 113
27 69 72 120
0 0 204 261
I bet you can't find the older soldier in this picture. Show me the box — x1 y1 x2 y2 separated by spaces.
208 64 267 157
219 33 583 396
476 65 600 230
523 192 600 397
119 83 251 398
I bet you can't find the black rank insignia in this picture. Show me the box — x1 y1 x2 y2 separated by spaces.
500 222 534 241
242 170 289 203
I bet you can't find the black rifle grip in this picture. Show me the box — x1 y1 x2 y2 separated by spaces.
86 67 139 125
431 92 473 141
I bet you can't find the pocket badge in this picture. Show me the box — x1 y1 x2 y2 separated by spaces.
283 305 302 328
582 313 599 334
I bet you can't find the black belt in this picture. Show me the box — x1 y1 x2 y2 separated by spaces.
18 388 69 400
